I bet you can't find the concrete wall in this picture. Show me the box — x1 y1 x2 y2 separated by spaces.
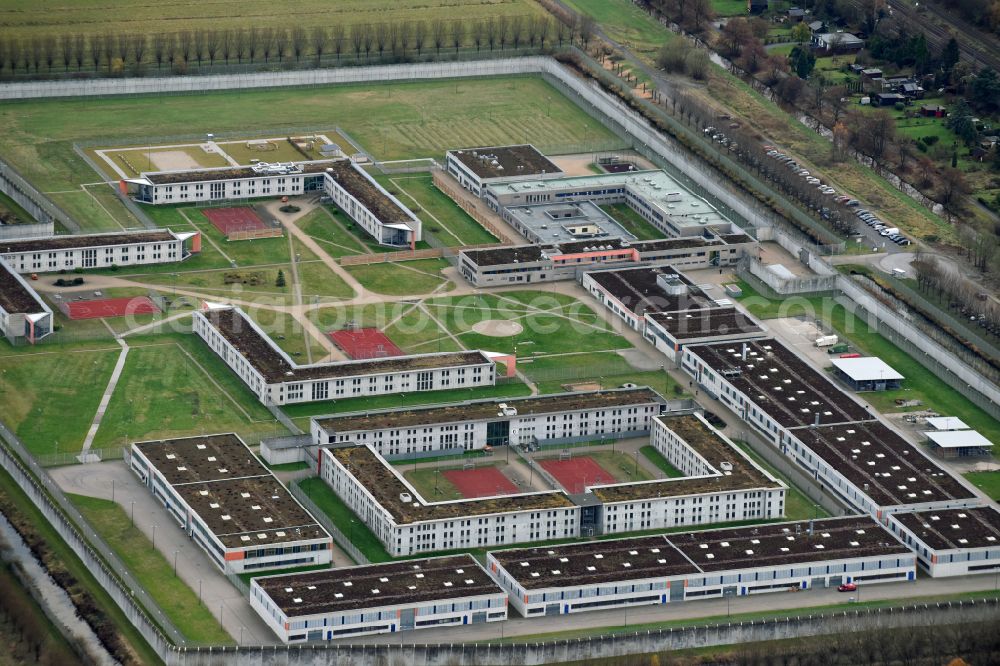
0 159 79 233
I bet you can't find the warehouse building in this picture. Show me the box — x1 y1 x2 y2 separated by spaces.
459 235 754 287
445 145 563 197
830 357 904 392
323 160 422 248
588 414 786 535
0 256 52 344
193 304 495 406
682 339 980 517
124 160 332 204
250 555 507 642
128 434 333 574
923 430 994 459
320 444 580 557
311 388 666 457
1 229 201 273
886 506 1000 577
488 516 915 617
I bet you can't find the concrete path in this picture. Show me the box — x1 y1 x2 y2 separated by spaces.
79 337 129 459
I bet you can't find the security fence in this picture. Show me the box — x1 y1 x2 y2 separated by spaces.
0 158 80 232
288 481 368 565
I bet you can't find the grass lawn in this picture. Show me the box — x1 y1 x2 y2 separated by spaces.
383 306 459 354
580 449 655 484
733 441 830 521
0 343 120 456
377 174 497 246
92 336 280 448
296 208 368 259
68 494 232 645
600 203 664 241
0 189 36 223
711 0 749 15
245 308 314 360
562 0 671 52
403 466 469 502
522 351 685 397
296 260 355 300
964 471 1000 501
236 563 330 584
296 478 392 563
344 258 451 296
267 461 312 472
640 445 685 478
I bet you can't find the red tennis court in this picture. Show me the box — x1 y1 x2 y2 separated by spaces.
540 456 615 494
329 327 403 359
203 206 267 236
63 296 159 320
443 466 518 498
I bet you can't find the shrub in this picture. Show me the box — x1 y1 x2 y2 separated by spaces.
72 277 84 285
73 267 83 274
923 135 940 146
894 102 905 111
109 264 119 272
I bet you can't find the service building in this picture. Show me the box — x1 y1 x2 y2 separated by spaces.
0 256 52 343
886 506 1000 577
322 160 422 247
125 161 331 204
445 145 563 197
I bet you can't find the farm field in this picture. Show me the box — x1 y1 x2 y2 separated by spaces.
1 76 619 236
0 0 546 40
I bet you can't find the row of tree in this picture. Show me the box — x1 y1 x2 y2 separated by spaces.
913 252 1000 336
0 16 575 74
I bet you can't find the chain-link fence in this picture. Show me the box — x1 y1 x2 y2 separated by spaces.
288 480 368 565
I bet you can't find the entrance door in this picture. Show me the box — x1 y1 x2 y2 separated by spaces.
399 608 415 630
669 583 685 601
545 603 560 616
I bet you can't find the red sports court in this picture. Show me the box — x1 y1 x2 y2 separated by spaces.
329 328 403 360
62 296 159 320
443 466 518 499
203 206 268 236
540 456 615 494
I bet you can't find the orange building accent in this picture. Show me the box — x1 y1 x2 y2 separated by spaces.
224 551 246 561
190 232 202 254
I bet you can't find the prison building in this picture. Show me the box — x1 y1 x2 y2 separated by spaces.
459 235 753 288
886 507 1000 577
586 414 786 536
124 161 333 204
501 201 636 246
487 516 915 617
128 434 333 574
250 555 507 642
782 421 980 516
322 160 421 248
445 145 563 197
582 266 716 331
310 388 665 458
193 305 495 406
0 257 52 344
644 308 766 363
320 445 580 557
681 339 980 516
484 170 741 240
1 229 201 273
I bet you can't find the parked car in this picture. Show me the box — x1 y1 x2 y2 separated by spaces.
898 238 911 246
838 583 858 592
846 199 860 206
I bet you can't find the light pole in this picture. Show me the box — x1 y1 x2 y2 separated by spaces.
111 479 115 503
152 522 158 551
130 500 135 527
240 626 245 645
198 579 203 605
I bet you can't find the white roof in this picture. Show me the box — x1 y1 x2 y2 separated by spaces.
766 264 796 280
923 430 993 449
830 357 904 381
925 417 969 431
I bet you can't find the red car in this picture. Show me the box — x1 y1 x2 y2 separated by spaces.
838 582 857 592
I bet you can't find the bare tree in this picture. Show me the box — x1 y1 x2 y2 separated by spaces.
101 33 115 72
450 20 465 53
577 15 596 49
397 21 412 57
178 30 194 64
374 22 390 59
485 18 498 51
152 33 168 69
260 27 276 63
362 23 375 60
133 34 148 68
29 37 44 73
310 26 327 63
220 30 233 65
331 24 346 60
273 28 289 62
497 16 510 50
59 34 72 71
413 20 427 55
556 17 571 46
41 35 56 71
236 29 249 63
510 16 524 49
472 20 486 52
206 30 220 65
431 19 446 54
90 35 105 72
291 26 307 62
939 167 970 207
688 0 715 33
858 109 895 162
193 29 205 66
72 33 85 70
350 24 365 60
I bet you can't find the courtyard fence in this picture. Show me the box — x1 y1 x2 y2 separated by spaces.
288 481 368 565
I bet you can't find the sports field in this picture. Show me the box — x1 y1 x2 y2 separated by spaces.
540 455 616 494
61 296 159 320
329 327 403 360
3 0 545 40
404 462 518 501
203 206 268 235
1 76 621 232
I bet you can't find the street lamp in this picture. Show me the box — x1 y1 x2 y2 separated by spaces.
198 579 203 605
130 500 135 527
173 550 179 576
151 522 158 551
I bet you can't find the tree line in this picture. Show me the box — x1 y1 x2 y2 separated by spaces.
0 15 575 76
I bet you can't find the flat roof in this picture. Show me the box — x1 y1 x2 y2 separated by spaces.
490 536 699 589
924 417 970 431
790 421 977 506
330 445 573 524
646 307 764 340
326 161 415 228
830 357 904 382
507 200 637 245
174 476 328 548
492 516 906 589
0 259 46 315
923 430 993 449
891 507 1000 550
315 388 662 433
202 307 489 383
255 555 503 616
668 516 908 572
586 266 714 316
449 145 561 180
141 161 335 185
133 434 266 485
591 413 782 503
688 339 873 428
462 237 728 268
134 434 329 548
1 230 177 253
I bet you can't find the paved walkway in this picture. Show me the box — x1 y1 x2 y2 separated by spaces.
79 337 129 459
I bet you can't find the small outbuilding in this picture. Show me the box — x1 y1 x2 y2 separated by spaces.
875 93 907 106
920 104 946 118
923 430 994 458
830 357 904 391
924 416 969 431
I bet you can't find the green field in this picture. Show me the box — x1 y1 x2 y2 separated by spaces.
296 478 391 563
601 203 664 241
522 351 684 397
296 208 369 258
68 494 233 645
964 471 1000 501
562 0 669 52
375 174 498 246
344 258 451 296
640 444 685 478
1 76 619 235
1 0 545 40
733 441 830 522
